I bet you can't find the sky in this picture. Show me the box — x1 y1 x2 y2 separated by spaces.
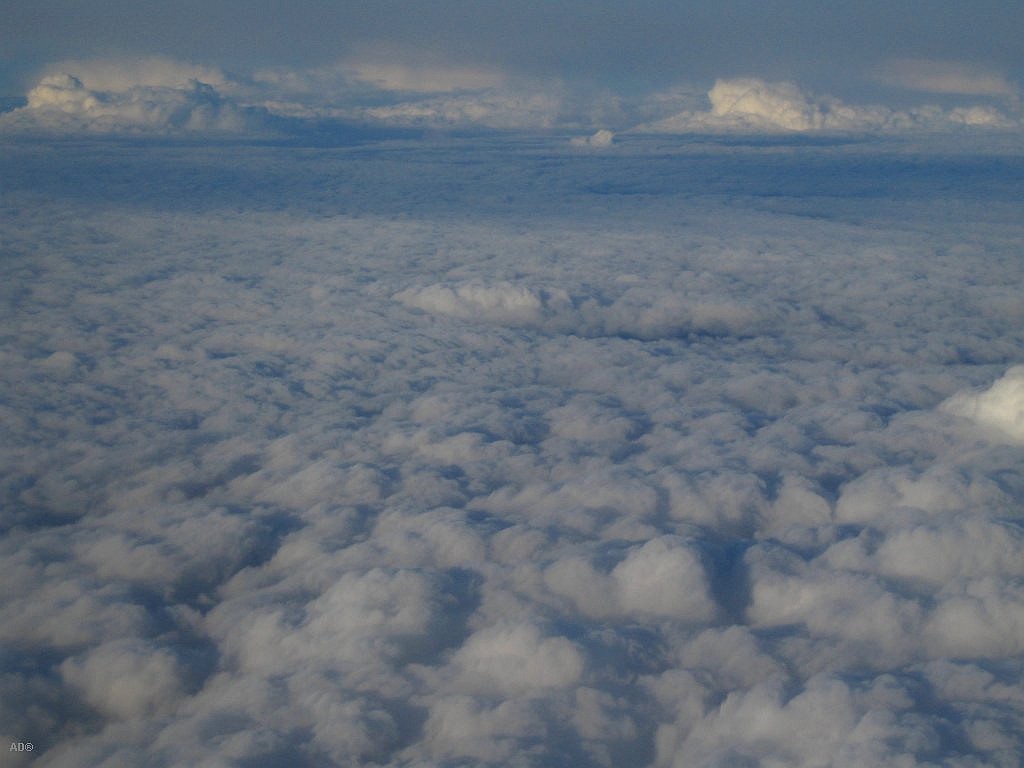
3 1 1023 90
2 4 1024 768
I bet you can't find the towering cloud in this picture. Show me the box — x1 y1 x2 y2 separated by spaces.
7 70 252 133
640 77 1019 133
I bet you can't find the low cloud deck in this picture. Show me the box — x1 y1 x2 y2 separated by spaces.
2 133 1023 766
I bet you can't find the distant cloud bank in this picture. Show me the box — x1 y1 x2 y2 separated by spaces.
639 77 1018 134
1 56 1020 136
15 72 253 134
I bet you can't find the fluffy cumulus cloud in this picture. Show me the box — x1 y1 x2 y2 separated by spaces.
3 70 253 134
571 129 615 148
2 126 1024 767
60 639 186 721
544 536 718 622
940 365 1024 441
641 77 1020 133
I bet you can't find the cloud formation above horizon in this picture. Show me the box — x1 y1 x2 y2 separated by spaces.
11 72 254 134
639 77 1019 133
2 55 1022 136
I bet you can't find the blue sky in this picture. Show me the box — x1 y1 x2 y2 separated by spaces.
4 2 1022 81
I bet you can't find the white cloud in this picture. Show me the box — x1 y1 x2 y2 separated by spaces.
421 695 547 763
875 518 1024 588
6 57 1022 136
924 579 1024 659
571 129 615 148
657 674 943 768
543 536 718 622
611 537 718 621
450 623 584 695
639 77 1020 134
60 639 185 720
708 78 826 131
940 364 1024 441
5 71 254 134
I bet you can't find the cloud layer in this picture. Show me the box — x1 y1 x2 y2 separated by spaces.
1 127 1023 766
